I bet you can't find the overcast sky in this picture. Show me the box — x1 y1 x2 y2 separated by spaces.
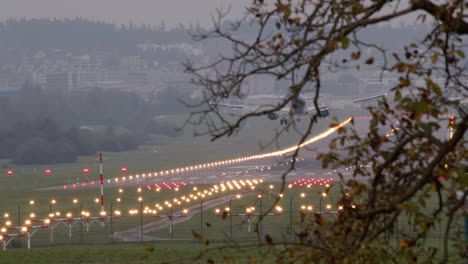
0 0 251 29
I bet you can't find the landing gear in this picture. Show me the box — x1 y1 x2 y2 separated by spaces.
280 117 288 126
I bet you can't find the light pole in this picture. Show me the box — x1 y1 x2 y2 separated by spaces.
99 153 104 213
140 200 143 242
319 192 327 214
49 199 56 214
258 194 263 239
269 185 274 198
229 199 233 240
289 197 293 236
110 201 114 242
17 203 21 228
169 206 173 240
80 203 83 243
200 199 204 240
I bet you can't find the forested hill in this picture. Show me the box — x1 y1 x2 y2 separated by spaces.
0 18 195 54
0 18 434 61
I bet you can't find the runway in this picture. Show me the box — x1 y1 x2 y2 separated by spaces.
37 118 354 191
35 114 452 192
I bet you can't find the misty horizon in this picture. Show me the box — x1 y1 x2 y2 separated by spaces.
0 0 251 29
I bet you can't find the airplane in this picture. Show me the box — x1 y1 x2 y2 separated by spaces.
209 93 387 125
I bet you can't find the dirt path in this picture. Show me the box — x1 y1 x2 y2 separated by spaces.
113 194 246 241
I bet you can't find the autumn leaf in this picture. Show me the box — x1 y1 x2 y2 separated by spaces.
292 17 301 24
342 37 350 49
351 51 361 60
396 63 407 73
395 90 402 101
400 240 409 248
399 78 411 87
144 242 154 252
192 230 202 239
365 57 374 64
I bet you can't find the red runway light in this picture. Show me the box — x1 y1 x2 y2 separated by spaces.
6 170 13 175
45 169 52 174
83 168 89 173
121 167 128 172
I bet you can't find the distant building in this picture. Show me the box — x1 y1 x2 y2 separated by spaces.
32 72 47 87
120 56 145 70
95 81 128 91
45 72 73 90
127 71 147 86
100 70 126 82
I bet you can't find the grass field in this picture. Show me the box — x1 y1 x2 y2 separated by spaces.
0 242 278 264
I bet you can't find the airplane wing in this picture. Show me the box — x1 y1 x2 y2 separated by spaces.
303 94 386 117
209 101 279 113
353 93 387 103
208 102 244 109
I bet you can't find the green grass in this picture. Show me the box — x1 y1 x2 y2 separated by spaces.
0 238 462 264
0 242 274 264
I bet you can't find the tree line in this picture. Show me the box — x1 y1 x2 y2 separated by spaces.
0 83 185 164
0 18 198 67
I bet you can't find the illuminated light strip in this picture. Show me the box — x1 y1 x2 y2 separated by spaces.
66 118 352 189
353 113 456 120
134 118 350 179
232 180 241 189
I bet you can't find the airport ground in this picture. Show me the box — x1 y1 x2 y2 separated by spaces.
0 111 462 263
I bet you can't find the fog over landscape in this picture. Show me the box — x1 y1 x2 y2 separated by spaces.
0 0 250 29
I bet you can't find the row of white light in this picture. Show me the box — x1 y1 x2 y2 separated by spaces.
0 178 264 225
131 179 263 215
113 118 352 183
